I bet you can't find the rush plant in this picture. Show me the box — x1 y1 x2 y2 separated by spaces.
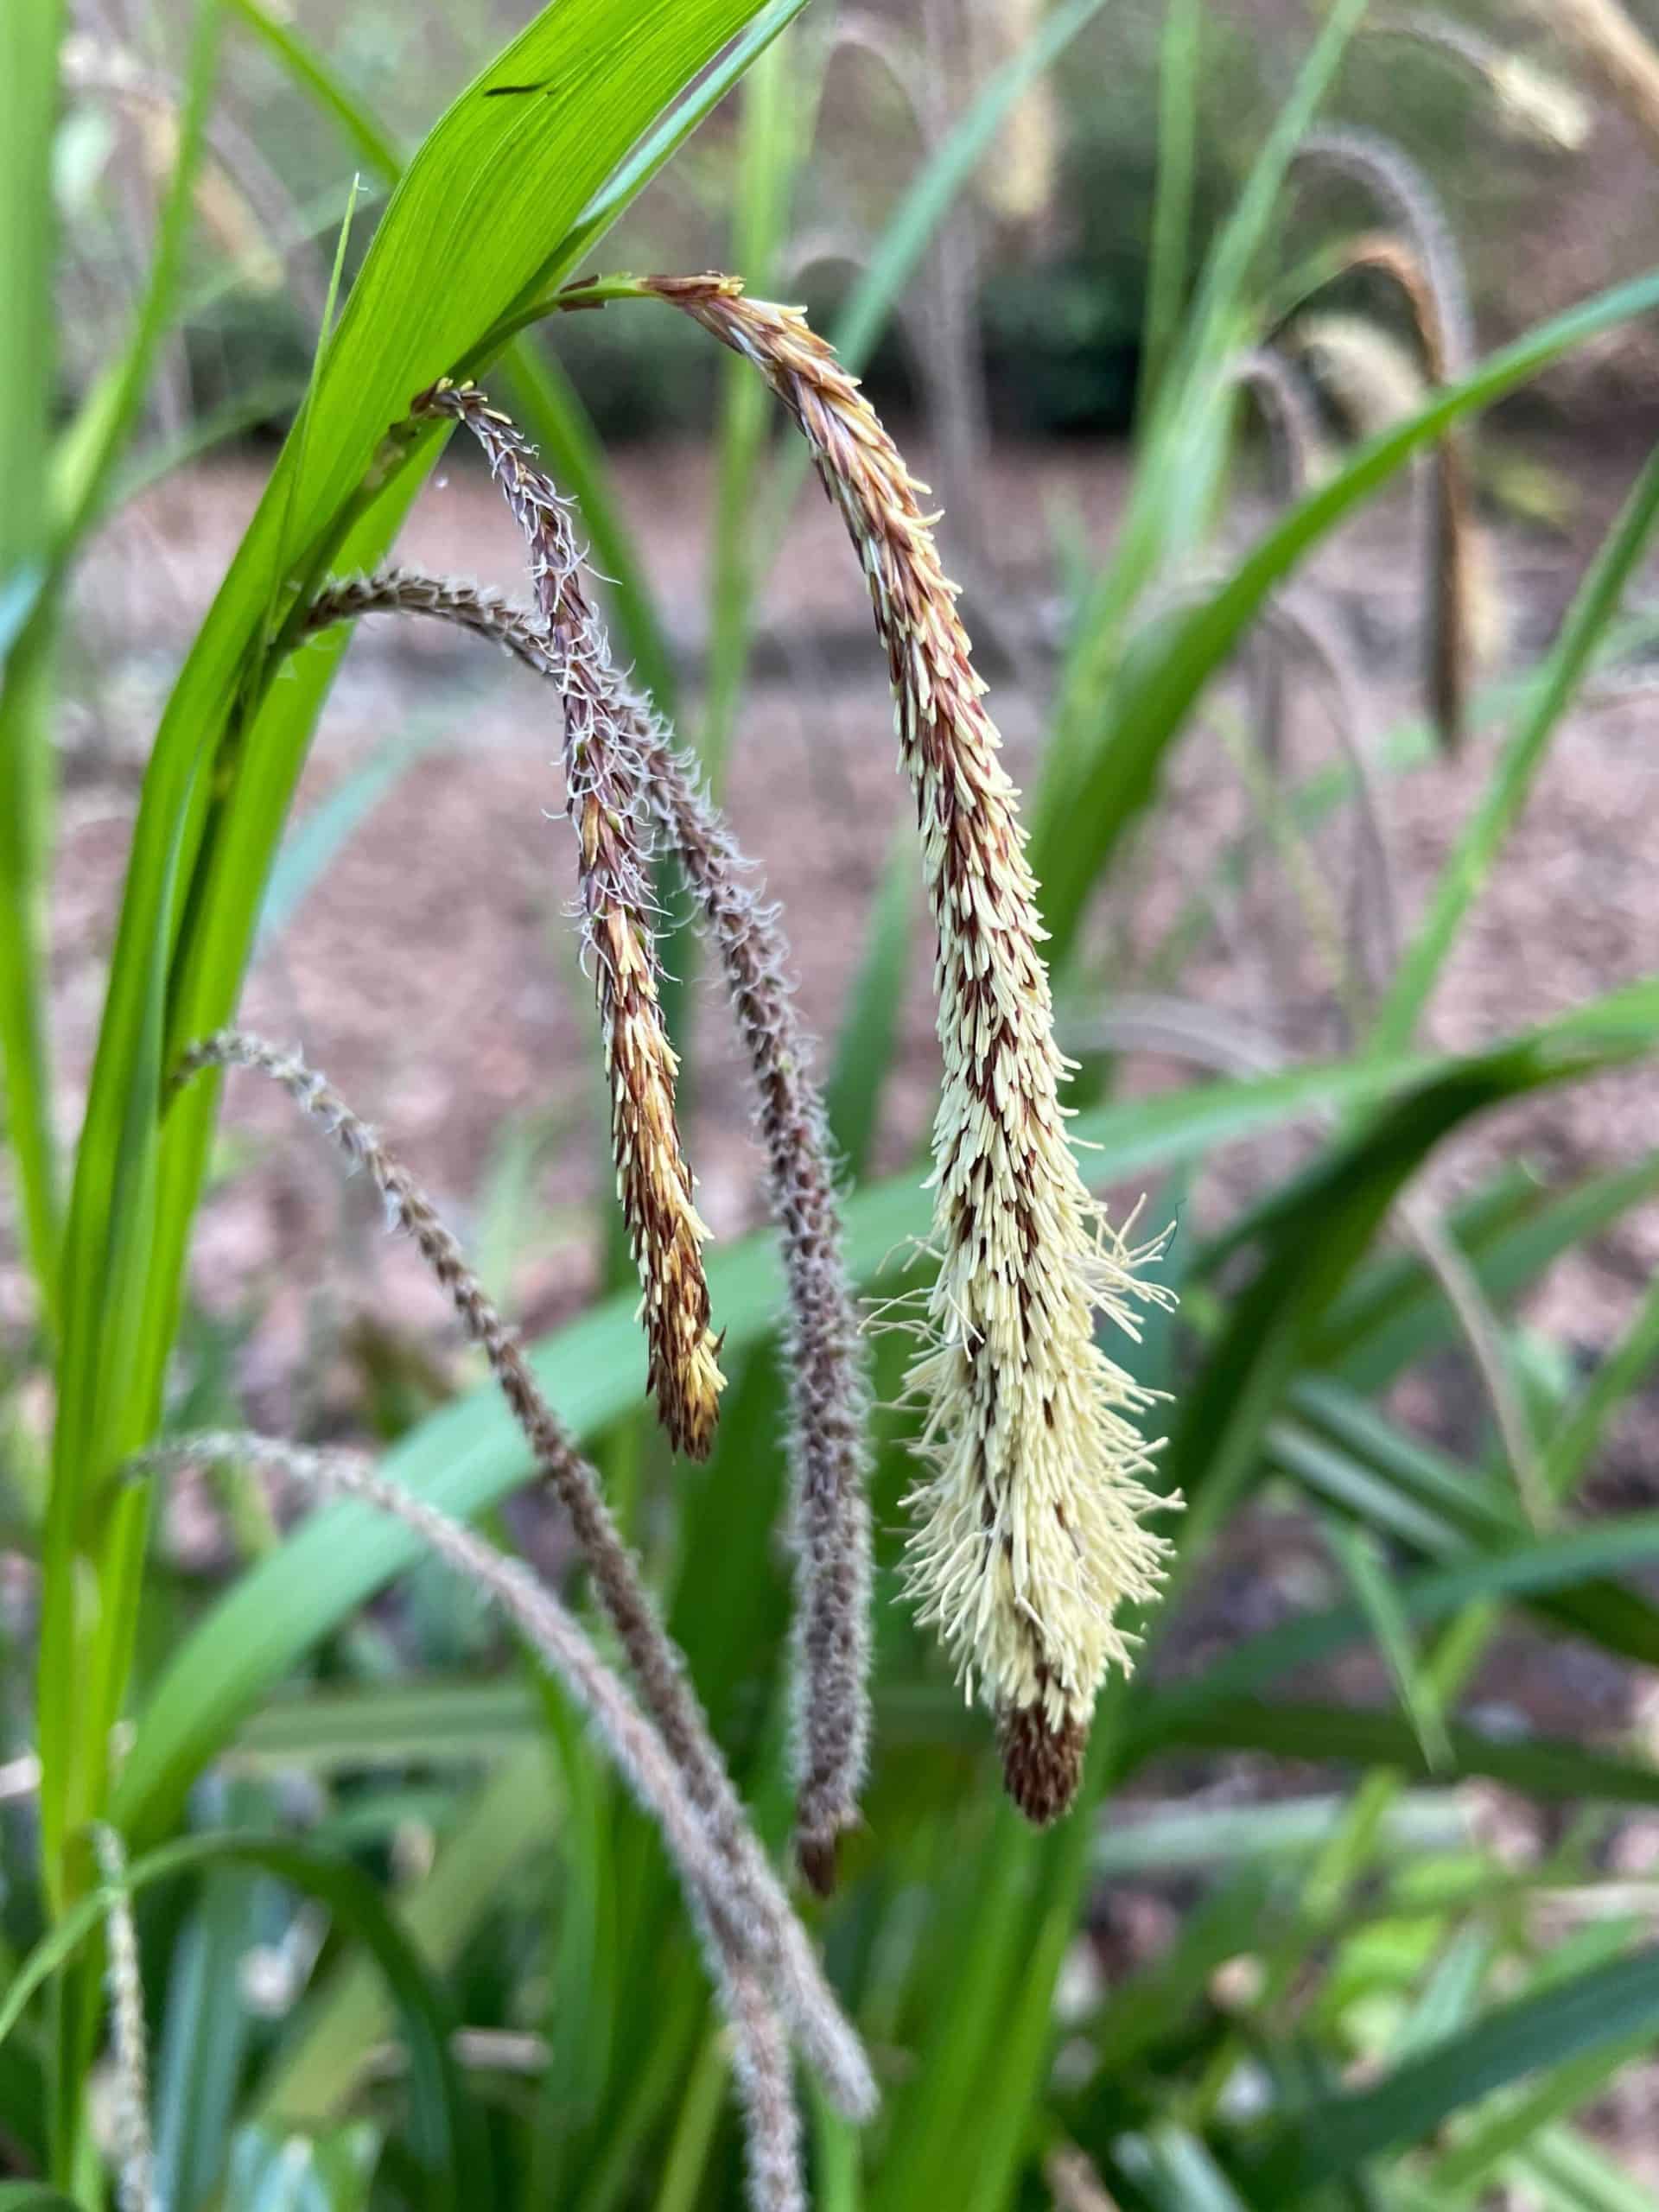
10 3 1659 2209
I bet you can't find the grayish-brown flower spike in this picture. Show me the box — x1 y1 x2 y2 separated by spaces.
410 378 724 1462
649 744 873 1893
1336 229 1497 756
718 1953 808 2212
137 1433 812 2212
92 1825 156 2212
642 272 1178 1822
170 1033 874 2120
302 571 874 1894
1366 15 1592 150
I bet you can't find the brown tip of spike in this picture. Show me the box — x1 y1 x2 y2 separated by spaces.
998 1702 1088 1826
797 1831 839 1899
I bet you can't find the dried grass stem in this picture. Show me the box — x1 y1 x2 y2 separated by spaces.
168 1032 873 2118
301 569 874 1891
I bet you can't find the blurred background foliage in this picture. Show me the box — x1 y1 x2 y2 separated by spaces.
54 0 1659 447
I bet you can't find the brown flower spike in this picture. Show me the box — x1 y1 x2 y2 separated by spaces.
304 568 872 1891
641 273 1177 1821
411 379 724 1459
171 1033 874 2127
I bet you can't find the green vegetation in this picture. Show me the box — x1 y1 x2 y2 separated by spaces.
6 3 1659 2206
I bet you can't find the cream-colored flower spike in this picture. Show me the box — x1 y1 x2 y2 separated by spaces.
645 272 1179 1821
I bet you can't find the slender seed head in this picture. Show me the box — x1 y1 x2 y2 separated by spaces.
1332 233 1502 750
1486 53 1593 149
92 1826 156 2212
168 1043 874 2120
645 274 1179 1816
138 1434 842 2204
1365 15 1591 150
410 378 724 1458
301 567 874 1891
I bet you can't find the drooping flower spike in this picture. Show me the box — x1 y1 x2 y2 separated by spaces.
410 378 725 1460
1290 130 1489 753
302 567 874 1892
136 1431 810 2211
632 272 1179 1821
170 1033 875 2127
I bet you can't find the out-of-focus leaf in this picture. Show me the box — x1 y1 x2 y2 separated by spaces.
0 1834 483 2205
1229 1946 1659 2199
1136 1700 1659 1808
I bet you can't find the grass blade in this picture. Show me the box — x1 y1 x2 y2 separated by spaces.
1030 266 1659 967
1372 435 1659 1052
1541 1272 1659 1499
257 1748 556 2123
1162 1008 1655 1569
152 1793 268 2210
1138 1700 1659 1809
1138 0 1203 417
1314 1154 1659 1389
0 0 65 1338
1230 1946 1659 2198
1149 1510 1659 1723
1325 1519 1452 1772
227 0 402 176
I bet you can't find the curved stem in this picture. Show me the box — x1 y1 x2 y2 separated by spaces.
301 569 873 1893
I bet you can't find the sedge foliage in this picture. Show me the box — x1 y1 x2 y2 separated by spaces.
6 2 1659 2207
